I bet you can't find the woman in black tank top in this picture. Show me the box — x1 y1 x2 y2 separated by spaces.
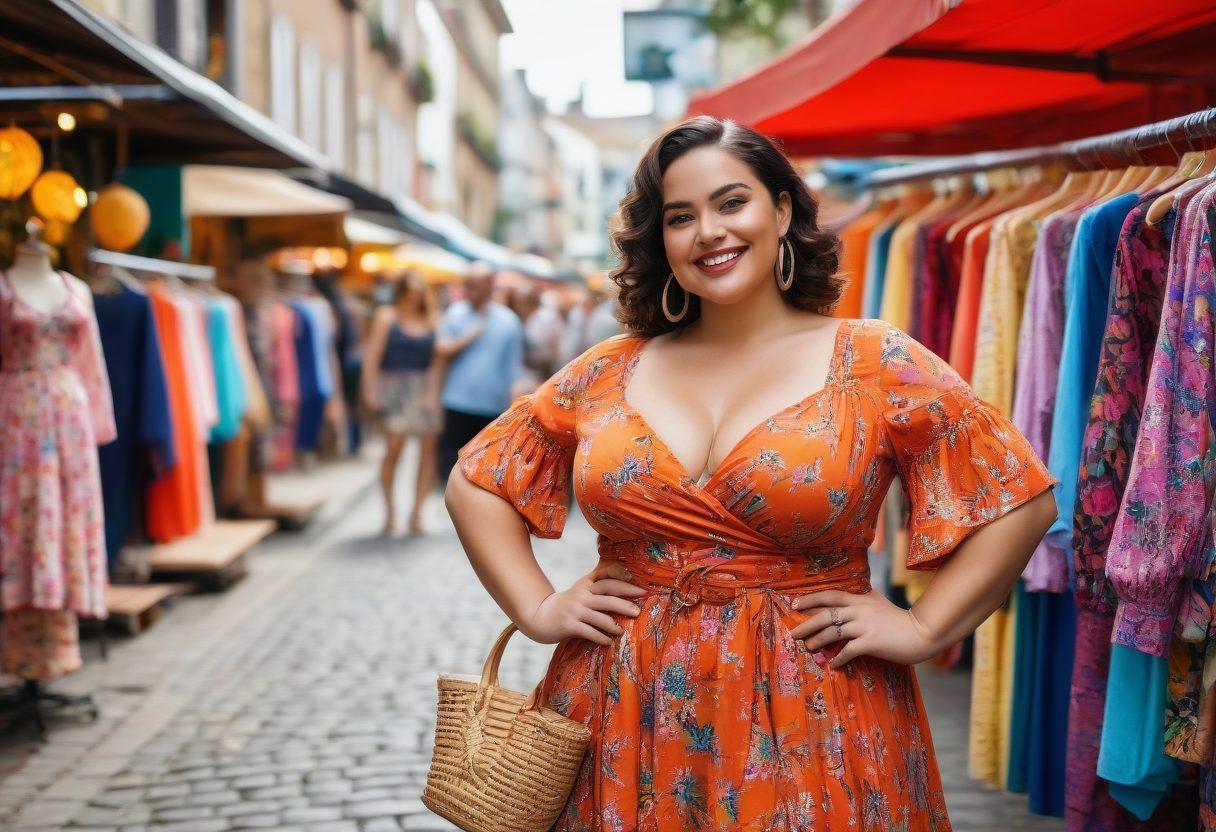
361 272 442 536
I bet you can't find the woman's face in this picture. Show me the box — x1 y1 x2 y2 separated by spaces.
396 279 420 311
660 144 791 307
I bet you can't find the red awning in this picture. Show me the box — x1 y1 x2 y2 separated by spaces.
688 0 1216 157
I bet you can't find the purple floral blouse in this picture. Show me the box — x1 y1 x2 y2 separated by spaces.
1106 179 1216 656
1073 200 1172 613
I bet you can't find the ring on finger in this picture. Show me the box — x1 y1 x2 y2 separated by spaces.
829 607 842 626
834 622 844 639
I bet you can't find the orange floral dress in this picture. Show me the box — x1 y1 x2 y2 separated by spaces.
457 318 1056 832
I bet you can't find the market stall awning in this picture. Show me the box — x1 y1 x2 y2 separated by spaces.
285 170 452 247
0 0 330 168
184 166 352 217
344 213 410 247
409 201 557 279
688 0 1216 157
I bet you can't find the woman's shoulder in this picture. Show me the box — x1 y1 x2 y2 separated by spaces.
544 332 637 397
842 318 969 403
569 331 639 367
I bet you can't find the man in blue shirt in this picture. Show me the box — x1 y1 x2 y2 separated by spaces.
435 261 526 487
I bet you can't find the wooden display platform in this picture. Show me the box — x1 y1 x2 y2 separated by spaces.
105 583 192 635
148 519 277 589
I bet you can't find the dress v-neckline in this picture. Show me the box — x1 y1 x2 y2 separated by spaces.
0 269 75 319
620 319 853 493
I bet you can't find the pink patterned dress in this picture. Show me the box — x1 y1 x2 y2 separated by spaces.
0 270 116 621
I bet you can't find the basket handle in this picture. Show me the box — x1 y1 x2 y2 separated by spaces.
475 621 551 714
477 621 518 691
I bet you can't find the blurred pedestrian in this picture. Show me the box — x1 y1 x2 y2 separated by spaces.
515 286 565 392
361 271 443 536
585 283 624 344
560 284 624 364
435 261 525 489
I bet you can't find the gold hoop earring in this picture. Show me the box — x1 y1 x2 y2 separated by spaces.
775 236 795 291
662 272 689 323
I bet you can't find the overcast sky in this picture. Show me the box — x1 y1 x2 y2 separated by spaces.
500 0 656 118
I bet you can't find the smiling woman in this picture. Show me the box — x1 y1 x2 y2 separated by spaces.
613 115 842 336
445 114 1058 831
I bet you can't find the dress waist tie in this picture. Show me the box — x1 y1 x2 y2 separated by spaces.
597 544 872 611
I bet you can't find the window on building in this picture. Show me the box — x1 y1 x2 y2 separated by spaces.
269 14 297 134
377 114 412 198
121 0 154 40
380 0 400 38
324 64 346 168
299 41 322 149
177 0 205 70
154 0 205 70
356 93 376 186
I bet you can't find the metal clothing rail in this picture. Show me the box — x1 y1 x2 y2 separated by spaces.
87 248 216 281
861 107 1216 188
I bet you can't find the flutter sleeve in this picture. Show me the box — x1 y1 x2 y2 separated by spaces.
72 278 117 446
879 326 1057 571
456 345 585 539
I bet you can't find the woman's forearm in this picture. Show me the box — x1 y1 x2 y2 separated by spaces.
425 363 444 399
445 469 556 634
908 489 1058 651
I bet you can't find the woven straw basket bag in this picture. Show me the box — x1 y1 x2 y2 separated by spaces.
422 622 591 832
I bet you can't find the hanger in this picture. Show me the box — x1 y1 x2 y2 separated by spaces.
90 263 145 296
1145 117 1215 225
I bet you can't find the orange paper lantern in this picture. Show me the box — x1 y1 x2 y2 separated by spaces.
0 126 43 201
91 183 150 252
31 170 86 224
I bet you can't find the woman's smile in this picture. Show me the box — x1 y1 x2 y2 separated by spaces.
693 245 749 276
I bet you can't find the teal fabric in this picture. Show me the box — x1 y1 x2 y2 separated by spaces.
1096 644 1179 820
206 299 248 444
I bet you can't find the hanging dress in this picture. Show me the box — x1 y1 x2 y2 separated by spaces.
0 270 116 618
457 318 1055 831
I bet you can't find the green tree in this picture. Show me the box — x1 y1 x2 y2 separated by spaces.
705 0 797 41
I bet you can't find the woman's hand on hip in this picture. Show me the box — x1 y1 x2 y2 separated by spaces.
521 561 647 646
789 589 939 669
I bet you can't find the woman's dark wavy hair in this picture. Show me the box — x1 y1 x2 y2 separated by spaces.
610 116 842 337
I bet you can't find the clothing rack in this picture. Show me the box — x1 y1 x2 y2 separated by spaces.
861 107 1216 188
0 680 100 736
87 248 216 281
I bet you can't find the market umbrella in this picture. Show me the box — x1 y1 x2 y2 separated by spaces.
688 0 1216 156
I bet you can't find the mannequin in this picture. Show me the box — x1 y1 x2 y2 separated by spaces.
0 218 112 731
6 220 98 322
5 221 70 312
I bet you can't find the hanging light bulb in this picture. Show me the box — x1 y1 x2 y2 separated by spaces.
57 112 77 132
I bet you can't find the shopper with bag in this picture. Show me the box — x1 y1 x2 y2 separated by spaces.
440 116 1058 831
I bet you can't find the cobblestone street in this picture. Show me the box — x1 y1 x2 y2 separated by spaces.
0 447 1062 832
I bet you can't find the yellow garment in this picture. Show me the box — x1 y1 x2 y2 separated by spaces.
878 191 966 330
965 202 1044 789
969 208 1041 414
968 590 1018 787
877 216 919 331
